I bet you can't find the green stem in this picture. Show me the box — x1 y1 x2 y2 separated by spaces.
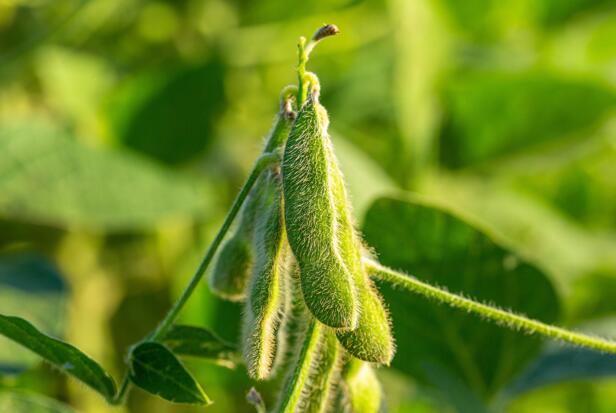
364 259 616 354
296 25 339 106
150 151 280 342
297 37 309 106
110 375 130 405
112 152 279 404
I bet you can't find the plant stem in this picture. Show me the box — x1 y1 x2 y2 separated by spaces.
297 37 308 106
364 259 616 354
110 375 130 405
297 24 339 106
150 151 280 342
111 152 279 404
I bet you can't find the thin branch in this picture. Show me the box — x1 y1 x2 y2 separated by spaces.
297 24 339 105
150 151 281 342
364 259 616 354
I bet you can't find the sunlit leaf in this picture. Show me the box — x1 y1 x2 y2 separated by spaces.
129 341 210 405
362 195 560 405
0 119 209 230
0 315 116 402
440 71 616 168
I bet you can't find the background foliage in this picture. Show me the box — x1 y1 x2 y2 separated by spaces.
1 0 616 412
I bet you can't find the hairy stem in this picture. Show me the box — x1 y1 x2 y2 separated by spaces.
364 259 616 354
297 37 309 106
151 151 280 341
111 152 280 403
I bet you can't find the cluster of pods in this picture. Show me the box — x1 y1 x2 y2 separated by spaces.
209 86 394 412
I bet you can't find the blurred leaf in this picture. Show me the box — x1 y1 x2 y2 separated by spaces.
107 60 225 165
437 0 522 38
419 173 616 284
568 271 616 323
0 119 208 230
440 70 616 168
163 325 238 368
332 134 398 217
0 315 116 402
502 347 616 401
0 253 67 373
514 140 616 230
533 0 614 27
129 341 210 405
362 195 560 404
421 363 489 413
0 391 76 413
389 0 450 179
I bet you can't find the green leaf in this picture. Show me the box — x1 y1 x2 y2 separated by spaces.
162 325 239 368
0 391 76 413
532 0 612 27
362 195 560 403
129 341 211 405
0 315 116 401
0 119 209 230
440 70 616 168
503 347 616 401
514 140 616 231
0 253 67 373
106 60 225 165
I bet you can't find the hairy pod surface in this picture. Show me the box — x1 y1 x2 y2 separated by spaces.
282 97 358 329
302 329 343 413
336 277 395 365
332 169 394 364
208 186 260 301
243 171 290 380
275 321 343 413
276 260 312 373
339 358 382 413
209 110 293 301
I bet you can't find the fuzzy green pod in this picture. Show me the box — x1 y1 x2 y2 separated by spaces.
336 277 395 365
339 358 382 413
242 171 290 380
275 259 312 373
209 110 293 301
303 329 343 413
208 187 260 301
329 160 395 364
282 97 358 329
275 321 343 413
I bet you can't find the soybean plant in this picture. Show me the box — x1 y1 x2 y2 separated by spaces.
1 24 616 413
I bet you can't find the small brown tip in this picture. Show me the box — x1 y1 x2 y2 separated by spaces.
282 98 296 121
312 24 340 42
246 387 265 411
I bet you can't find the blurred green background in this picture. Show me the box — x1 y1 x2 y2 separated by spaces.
1 0 616 412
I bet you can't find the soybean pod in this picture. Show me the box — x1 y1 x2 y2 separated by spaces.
338 358 382 413
209 103 294 301
243 171 290 380
282 96 358 329
274 321 343 413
